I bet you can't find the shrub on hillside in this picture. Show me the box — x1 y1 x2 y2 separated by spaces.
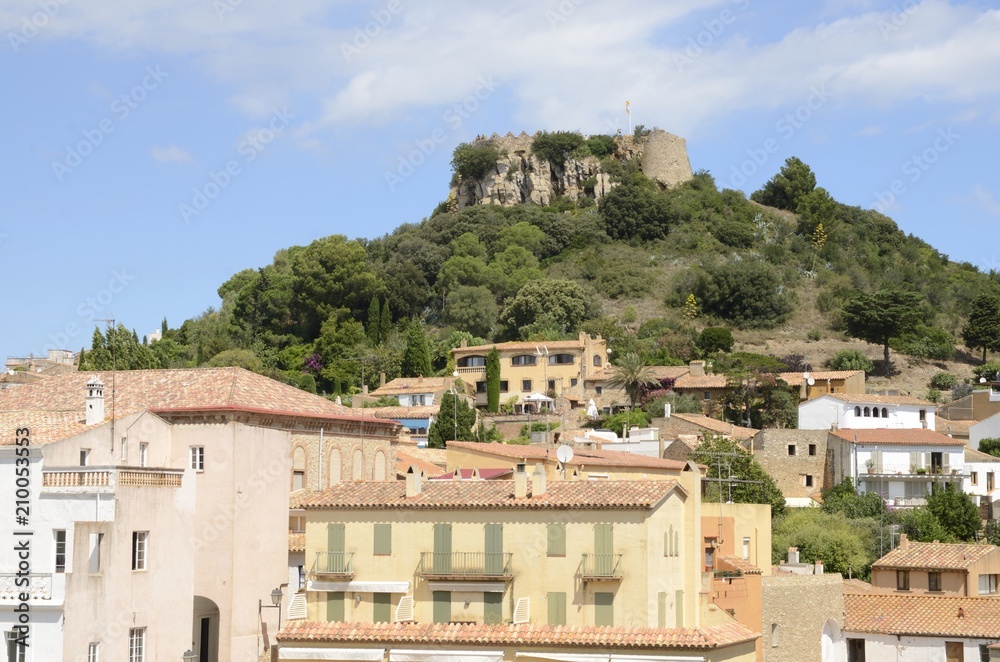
451 141 502 182
973 362 1000 383
698 327 734 353
532 131 586 164
693 260 793 329
826 350 875 374
929 372 958 390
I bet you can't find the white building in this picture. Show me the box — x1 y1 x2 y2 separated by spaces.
828 428 966 507
799 394 936 431
971 410 1000 450
964 448 1000 511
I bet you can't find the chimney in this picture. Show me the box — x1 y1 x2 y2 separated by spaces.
460 338 468 348
814 560 824 575
380 372 386 387
899 533 909 550
405 466 422 497
85 376 105 426
788 547 799 564
531 463 546 496
689 360 706 377
514 465 528 498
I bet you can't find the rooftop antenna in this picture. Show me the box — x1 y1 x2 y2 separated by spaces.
96 318 116 453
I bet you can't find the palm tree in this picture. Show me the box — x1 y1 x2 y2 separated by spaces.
604 352 659 410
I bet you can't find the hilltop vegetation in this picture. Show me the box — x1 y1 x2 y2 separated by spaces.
81 138 1000 398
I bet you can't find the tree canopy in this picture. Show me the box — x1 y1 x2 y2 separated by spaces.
962 293 1000 363
691 434 786 518
842 290 924 372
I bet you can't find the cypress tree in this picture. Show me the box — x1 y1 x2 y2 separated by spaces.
367 297 381 345
380 299 392 345
485 347 500 413
402 324 432 377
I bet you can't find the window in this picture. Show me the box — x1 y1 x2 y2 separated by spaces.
549 353 574 365
499 380 508 392
808 444 817 456
788 445 796 456
594 592 614 626
432 591 451 623
373 593 391 623
190 446 205 471
847 638 865 662
457 356 486 367
978 573 998 595
703 391 711 400
138 442 148 467
872 407 880 418
89 533 103 574
854 406 861 416
6 631 26 662
804 475 814 488
511 355 537 366
980 644 991 662
80 449 90 466
743 537 751 560
570 378 578 387
771 623 779 647
548 592 567 625
863 407 870 417
928 572 942 592
374 523 392 556
988 472 995 492
88 642 99 662
476 381 487 393
327 592 345 621
54 530 66 573
547 523 566 556
593 354 603 367
120 437 127 461
595 386 603 395
292 471 304 490
521 379 532 392
548 379 555 392
881 407 888 418
128 628 145 662
971 471 978 486
919 409 926 421
132 532 148 571
705 537 716 569
484 592 503 625
897 570 910 591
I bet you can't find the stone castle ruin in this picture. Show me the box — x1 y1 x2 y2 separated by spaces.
449 128 693 209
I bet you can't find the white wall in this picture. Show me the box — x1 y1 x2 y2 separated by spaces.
965 460 1000 502
970 413 1000 449
848 632 990 662
399 393 435 407
799 396 935 431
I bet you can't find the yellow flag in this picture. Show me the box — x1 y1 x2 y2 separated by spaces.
625 100 631 115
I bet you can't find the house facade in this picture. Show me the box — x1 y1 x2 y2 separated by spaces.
964 448 1000 512
869 536 1000 597
777 370 865 402
748 429 831 506
799 394 936 431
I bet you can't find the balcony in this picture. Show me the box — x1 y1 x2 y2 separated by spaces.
42 466 184 491
579 553 623 581
455 366 485 376
312 551 355 579
0 573 57 603
418 552 513 580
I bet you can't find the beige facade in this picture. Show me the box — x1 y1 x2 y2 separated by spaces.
869 537 1000 597
760 573 846 662
749 430 831 505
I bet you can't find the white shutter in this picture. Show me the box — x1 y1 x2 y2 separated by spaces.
287 592 307 620
513 597 530 624
395 595 415 622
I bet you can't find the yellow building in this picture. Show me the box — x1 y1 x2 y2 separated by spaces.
451 333 608 408
277 466 759 662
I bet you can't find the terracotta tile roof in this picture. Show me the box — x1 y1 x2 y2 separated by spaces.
825 393 935 406
674 374 728 389
302 479 683 510
288 532 305 553
966 448 1000 463
452 339 596 354
447 441 690 471
395 446 447 468
873 541 998 570
831 428 965 446
290 489 322 510
669 413 757 440
366 405 439 420
430 468 514 480
718 556 763 575
0 408 148 447
779 370 864 386
396 451 445 478
844 592 1000 639
586 365 690 383
277 620 758 650
937 419 975 436
370 377 454 397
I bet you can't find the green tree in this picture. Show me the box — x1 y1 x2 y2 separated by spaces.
485 347 501 413
427 390 477 448
501 279 597 339
77 347 86 370
826 350 875 374
692 434 786 518
750 156 817 211
842 290 924 372
451 141 502 182
972 361 1000 383
380 298 392 345
604 352 659 409
925 483 980 541
772 509 876 580
962 293 1000 363
903 507 954 543
599 183 675 242
978 438 1000 458
531 131 585 164
367 296 381 345
698 327 734 354
206 348 264 372
695 260 792 329
442 286 498 339
821 478 888 520
401 323 432 378
986 520 1000 546
86 324 160 370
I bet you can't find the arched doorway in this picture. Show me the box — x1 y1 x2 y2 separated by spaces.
193 595 220 662
822 618 845 662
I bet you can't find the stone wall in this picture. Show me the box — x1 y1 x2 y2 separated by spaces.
290 428 395 490
761 573 845 662
452 129 692 209
750 429 832 501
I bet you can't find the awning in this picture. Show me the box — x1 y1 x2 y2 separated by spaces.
307 581 410 593
390 650 503 662
279 648 385 661
426 581 506 593
516 655 609 662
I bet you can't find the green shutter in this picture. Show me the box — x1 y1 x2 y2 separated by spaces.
594 592 614 627
433 524 452 574
484 592 503 625
373 593 391 623
657 592 666 628
547 592 566 626
548 523 566 556
374 523 392 555
675 590 684 627
433 591 451 624
485 524 503 574
326 591 345 622
327 522 346 573
595 523 613 575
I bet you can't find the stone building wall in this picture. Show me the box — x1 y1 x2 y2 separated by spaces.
290 427 396 491
761 573 846 662
750 429 832 500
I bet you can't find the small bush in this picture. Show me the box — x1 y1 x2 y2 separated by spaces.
807 329 822 342
973 362 1000 383
533 131 586 165
698 327 734 353
929 372 958 390
585 134 616 158
451 141 502 182
827 350 875 374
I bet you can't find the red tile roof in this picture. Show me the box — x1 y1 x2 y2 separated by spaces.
367 405 439 419
277 621 758 650
844 592 1000 639
779 370 864 386
290 489 322 510
0 410 104 446
873 542 998 570
396 451 445 478
395 446 447 468
452 338 598 354
302 479 684 510
674 374 728 389
447 442 690 471
825 393 935 406
429 468 514 480
288 533 305 553
669 413 757 440
718 556 763 575
831 428 965 446
370 377 454 396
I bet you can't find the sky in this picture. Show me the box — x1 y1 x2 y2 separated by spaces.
3 0 1000 365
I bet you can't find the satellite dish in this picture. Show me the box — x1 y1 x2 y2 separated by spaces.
803 372 811 381
807 378 815 386
556 445 574 464
981 377 987 384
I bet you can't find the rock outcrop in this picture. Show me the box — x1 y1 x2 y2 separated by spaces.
451 129 692 209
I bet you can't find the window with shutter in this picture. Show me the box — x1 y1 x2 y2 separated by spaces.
547 523 566 556
327 592 345 622
484 593 503 624
547 592 566 625
374 523 391 556
433 591 451 623
373 593 391 623
595 592 614 626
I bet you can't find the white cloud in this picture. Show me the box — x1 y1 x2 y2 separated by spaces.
856 125 883 137
150 145 194 163
970 185 1000 217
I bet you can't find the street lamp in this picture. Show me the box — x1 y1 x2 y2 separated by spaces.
259 586 284 630
182 650 197 662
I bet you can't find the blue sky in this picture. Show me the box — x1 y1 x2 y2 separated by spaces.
3 0 1000 364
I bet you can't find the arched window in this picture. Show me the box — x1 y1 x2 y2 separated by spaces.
882 407 888 418
863 407 870 417
352 448 364 481
292 447 307 490
872 408 880 418
374 450 386 481
510 355 537 366
457 355 486 367
548 354 574 365
593 354 603 367
328 448 341 486
854 406 861 416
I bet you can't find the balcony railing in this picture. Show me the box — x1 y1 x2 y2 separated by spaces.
579 553 623 581
312 551 355 578
42 467 183 490
0 573 52 601
455 366 486 375
418 552 513 579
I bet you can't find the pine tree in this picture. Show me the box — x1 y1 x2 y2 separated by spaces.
366 297 381 345
427 390 476 448
684 293 698 319
380 299 392 345
161 317 168 336
962 293 1000 364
